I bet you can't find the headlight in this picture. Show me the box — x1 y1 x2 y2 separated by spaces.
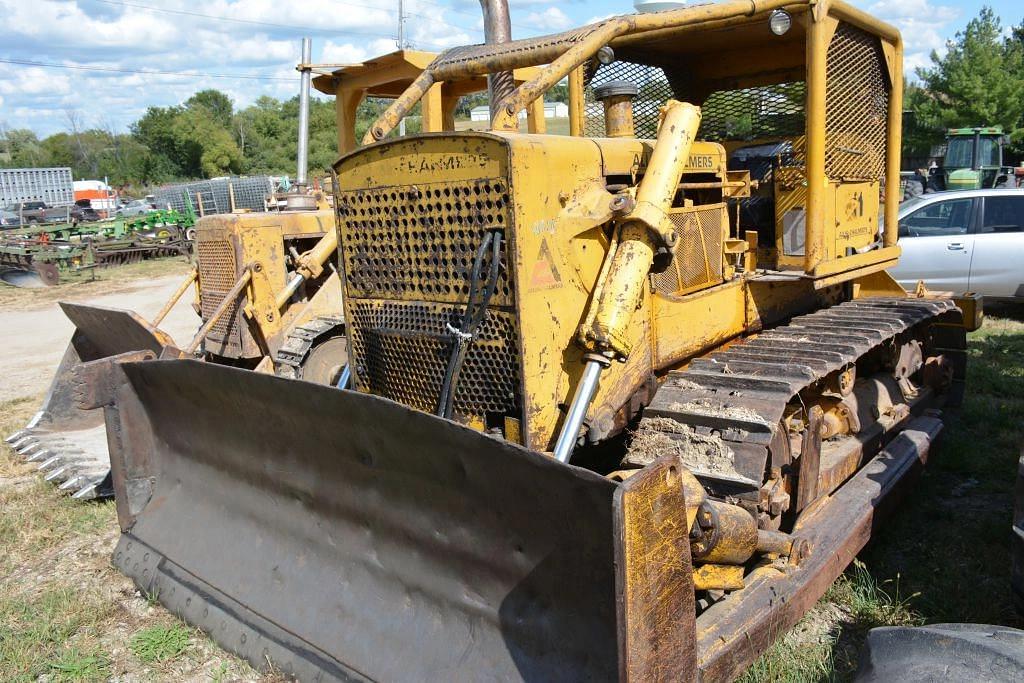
769 9 792 35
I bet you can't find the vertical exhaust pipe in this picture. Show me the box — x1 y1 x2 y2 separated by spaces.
296 37 312 188
286 37 317 211
479 0 515 120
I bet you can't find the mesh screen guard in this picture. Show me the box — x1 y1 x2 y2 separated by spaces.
196 237 243 348
582 21 890 185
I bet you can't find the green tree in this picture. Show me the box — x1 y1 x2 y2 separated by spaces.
132 105 188 177
911 7 1024 156
186 90 234 128
0 127 43 166
171 106 243 177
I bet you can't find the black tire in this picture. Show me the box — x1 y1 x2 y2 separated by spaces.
856 624 1024 682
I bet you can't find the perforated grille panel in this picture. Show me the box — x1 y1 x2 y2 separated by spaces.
699 82 806 143
338 179 512 305
825 23 889 181
584 61 673 138
349 301 520 417
651 205 726 296
337 176 521 422
196 237 241 340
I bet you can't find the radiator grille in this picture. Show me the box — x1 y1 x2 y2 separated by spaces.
583 60 673 139
825 23 889 181
349 300 520 418
338 176 521 421
652 204 726 296
338 179 513 305
196 238 240 340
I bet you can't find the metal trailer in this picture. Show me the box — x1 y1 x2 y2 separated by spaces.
0 168 74 208
152 177 275 216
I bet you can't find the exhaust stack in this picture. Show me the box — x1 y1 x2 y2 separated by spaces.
286 37 316 211
479 0 514 120
296 36 312 187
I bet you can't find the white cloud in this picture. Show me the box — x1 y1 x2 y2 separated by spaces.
525 6 572 30
858 0 961 76
0 0 481 135
321 39 401 64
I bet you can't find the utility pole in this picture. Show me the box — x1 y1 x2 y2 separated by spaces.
397 0 406 50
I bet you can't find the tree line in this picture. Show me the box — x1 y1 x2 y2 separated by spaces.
0 91 401 190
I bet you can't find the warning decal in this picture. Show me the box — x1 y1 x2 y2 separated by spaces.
529 237 562 291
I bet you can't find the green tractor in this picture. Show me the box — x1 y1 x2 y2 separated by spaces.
930 126 1018 191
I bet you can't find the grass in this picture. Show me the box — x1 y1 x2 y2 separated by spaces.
0 256 191 310
0 267 258 681
130 625 192 664
46 646 111 682
743 304 1024 681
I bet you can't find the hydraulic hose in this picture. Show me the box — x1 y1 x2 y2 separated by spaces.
436 230 503 419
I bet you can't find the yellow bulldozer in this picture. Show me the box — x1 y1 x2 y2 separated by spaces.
87 0 980 679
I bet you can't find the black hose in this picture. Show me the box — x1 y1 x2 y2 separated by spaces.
436 230 503 419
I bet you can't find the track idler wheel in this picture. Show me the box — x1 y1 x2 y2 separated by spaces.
301 336 348 386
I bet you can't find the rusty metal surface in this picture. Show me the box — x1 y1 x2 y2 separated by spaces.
695 415 943 681
59 302 169 358
614 456 697 682
111 359 623 681
5 303 171 499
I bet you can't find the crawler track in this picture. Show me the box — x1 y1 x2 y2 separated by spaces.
636 297 965 500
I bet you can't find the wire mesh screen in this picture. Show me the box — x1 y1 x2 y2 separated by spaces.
584 61 674 138
652 205 726 296
825 23 889 181
153 177 274 215
698 82 806 143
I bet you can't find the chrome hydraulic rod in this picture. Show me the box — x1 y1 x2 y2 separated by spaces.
276 272 305 309
552 356 607 463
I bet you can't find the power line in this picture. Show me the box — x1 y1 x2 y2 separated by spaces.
0 57 297 81
414 0 531 31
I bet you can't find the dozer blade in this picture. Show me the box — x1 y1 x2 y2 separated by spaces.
106 359 699 682
105 359 944 682
7 302 172 499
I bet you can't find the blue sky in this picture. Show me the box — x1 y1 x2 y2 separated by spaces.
0 0 1021 136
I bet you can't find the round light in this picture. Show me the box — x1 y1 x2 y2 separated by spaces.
769 9 792 36
597 46 616 65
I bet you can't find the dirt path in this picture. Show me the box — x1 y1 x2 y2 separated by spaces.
0 274 199 402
